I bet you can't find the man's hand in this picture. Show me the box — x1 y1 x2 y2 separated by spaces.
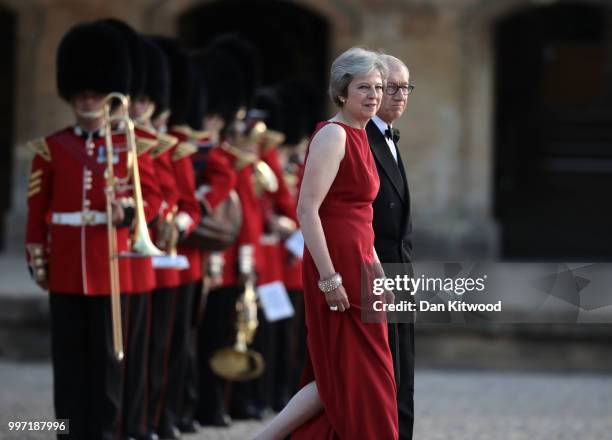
35 277 48 291
156 219 179 252
111 200 125 226
27 245 48 291
238 271 256 286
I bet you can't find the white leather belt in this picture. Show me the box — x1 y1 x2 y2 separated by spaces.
51 211 107 226
260 233 280 246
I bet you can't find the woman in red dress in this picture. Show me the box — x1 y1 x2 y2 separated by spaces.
255 47 398 440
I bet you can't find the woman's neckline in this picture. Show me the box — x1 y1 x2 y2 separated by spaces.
327 119 366 130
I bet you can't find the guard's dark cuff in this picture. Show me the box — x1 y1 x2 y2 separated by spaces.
146 214 159 229
119 206 135 228
200 201 209 216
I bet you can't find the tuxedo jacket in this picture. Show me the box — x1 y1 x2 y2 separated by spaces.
366 120 413 265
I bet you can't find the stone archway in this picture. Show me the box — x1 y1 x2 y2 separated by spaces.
177 0 330 110
142 0 357 49
141 0 363 124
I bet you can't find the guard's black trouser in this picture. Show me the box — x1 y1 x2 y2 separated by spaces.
196 285 242 421
148 283 196 431
50 293 122 440
120 292 150 438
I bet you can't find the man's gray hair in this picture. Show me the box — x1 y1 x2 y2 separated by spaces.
380 54 410 76
329 47 388 107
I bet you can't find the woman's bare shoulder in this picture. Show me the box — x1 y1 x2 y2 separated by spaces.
310 122 346 154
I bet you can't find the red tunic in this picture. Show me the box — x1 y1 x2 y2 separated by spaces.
257 196 283 286
127 127 162 294
195 144 237 212
168 127 202 285
282 245 302 291
283 161 304 291
294 122 398 440
150 131 182 289
220 162 263 286
258 145 300 288
25 126 160 295
260 146 297 222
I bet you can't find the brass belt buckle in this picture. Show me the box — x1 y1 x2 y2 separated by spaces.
82 212 94 225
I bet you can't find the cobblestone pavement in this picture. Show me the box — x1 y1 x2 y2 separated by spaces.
1 361 611 439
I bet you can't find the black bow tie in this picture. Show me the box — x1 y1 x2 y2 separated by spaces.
384 127 400 143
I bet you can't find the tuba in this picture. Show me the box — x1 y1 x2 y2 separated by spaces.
209 279 265 381
102 93 164 360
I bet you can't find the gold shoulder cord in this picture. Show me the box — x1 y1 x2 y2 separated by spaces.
136 137 158 156
26 138 51 162
172 141 197 161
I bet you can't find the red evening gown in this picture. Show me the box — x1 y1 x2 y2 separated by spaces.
293 121 398 439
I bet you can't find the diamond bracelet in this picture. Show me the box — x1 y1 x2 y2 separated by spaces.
318 272 343 293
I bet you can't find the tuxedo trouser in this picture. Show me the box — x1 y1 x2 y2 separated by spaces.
388 322 415 440
120 293 150 438
50 293 122 440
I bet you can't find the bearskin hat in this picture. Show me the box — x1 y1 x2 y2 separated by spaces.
277 78 319 145
184 65 208 130
194 47 245 125
98 18 147 99
142 37 170 118
252 86 285 133
56 21 131 101
206 33 261 107
151 36 196 126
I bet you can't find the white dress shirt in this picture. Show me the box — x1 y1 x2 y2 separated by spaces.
372 115 398 162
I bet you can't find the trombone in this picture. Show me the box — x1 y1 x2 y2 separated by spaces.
102 92 164 361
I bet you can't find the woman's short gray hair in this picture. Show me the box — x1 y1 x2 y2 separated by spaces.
329 47 388 107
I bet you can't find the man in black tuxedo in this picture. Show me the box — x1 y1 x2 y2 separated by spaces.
366 54 415 440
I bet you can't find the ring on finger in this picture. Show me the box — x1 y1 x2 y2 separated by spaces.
329 305 338 311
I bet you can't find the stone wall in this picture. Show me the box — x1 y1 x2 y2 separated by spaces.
2 0 541 258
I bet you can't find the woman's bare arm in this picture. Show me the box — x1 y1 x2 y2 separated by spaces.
297 123 351 311
297 123 345 279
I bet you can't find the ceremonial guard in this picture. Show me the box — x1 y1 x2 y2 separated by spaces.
100 19 163 440
25 21 160 439
147 36 201 440
138 36 187 440
250 87 301 412
175 67 242 432
190 38 267 425
275 79 316 395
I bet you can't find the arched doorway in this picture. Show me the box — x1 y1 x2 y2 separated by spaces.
0 5 16 251
494 1 612 260
177 0 329 119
